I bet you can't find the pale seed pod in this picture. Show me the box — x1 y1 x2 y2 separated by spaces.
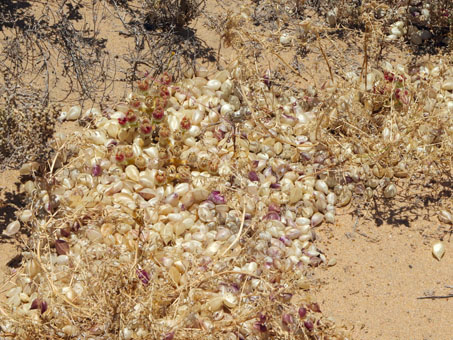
25 259 40 278
223 293 238 308
125 165 140 182
20 162 40 176
326 192 336 205
23 180 36 195
337 188 352 207
67 105 81 120
315 180 329 195
296 217 310 226
62 325 78 337
372 165 384 178
3 221 20 236
432 241 445 260
324 211 335 224
205 241 222 256
169 266 181 285
86 229 103 242
206 79 221 91
301 205 314 218
383 183 397 198
206 296 224 312
438 210 453 224
315 198 327 213
311 212 324 227
192 188 210 202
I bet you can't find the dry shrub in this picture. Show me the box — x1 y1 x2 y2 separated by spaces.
0 0 114 169
109 0 214 83
143 0 206 30
0 0 213 169
0 87 59 170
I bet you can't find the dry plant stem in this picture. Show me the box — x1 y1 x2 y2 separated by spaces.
360 31 369 91
417 294 453 300
271 51 302 77
316 31 333 82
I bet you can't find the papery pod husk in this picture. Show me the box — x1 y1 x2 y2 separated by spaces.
336 188 352 207
438 210 453 224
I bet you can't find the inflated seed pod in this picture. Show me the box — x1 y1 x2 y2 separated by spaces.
326 192 336 205
372 165 385 178
337 187 352 207
301 205 314 218
311 212 324 227
3 221 20 236
315 180 329 195
315 198 327 213
438 210 453 224
324 211 335 224
125 165 140 182
383 183 397 198
25 259 40 279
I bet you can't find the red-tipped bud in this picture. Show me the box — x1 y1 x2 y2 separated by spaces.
30 298 48 314
137 79 149 92
153 109 165 122
155 170 167 185
180 116 191 131
140 123 153 136
304 319 314 331
92 164 102 177
282 313 294 325
115 152 125 163
308 302 321 313
124 147 134 160
163 332 174 340
55 239 69 255
126 111 138 125
130 99 141 108
160 72 172 85
118 116 127 126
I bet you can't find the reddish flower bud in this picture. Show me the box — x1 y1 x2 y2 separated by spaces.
180 116 191 131
140 123 153 136
126 111 138 125
118 116 127 126
137 79 149 92
115 152 125 163
153 109 165 122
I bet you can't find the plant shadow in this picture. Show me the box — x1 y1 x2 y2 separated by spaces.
363 175 453 228
0 179 31 244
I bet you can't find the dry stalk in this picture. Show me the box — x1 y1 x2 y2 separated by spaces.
316 31 334 82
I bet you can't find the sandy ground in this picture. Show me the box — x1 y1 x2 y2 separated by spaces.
315 213 453 340
1 1 452 339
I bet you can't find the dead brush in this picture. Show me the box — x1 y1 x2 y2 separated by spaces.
109 0 213 82
141 0 206 30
